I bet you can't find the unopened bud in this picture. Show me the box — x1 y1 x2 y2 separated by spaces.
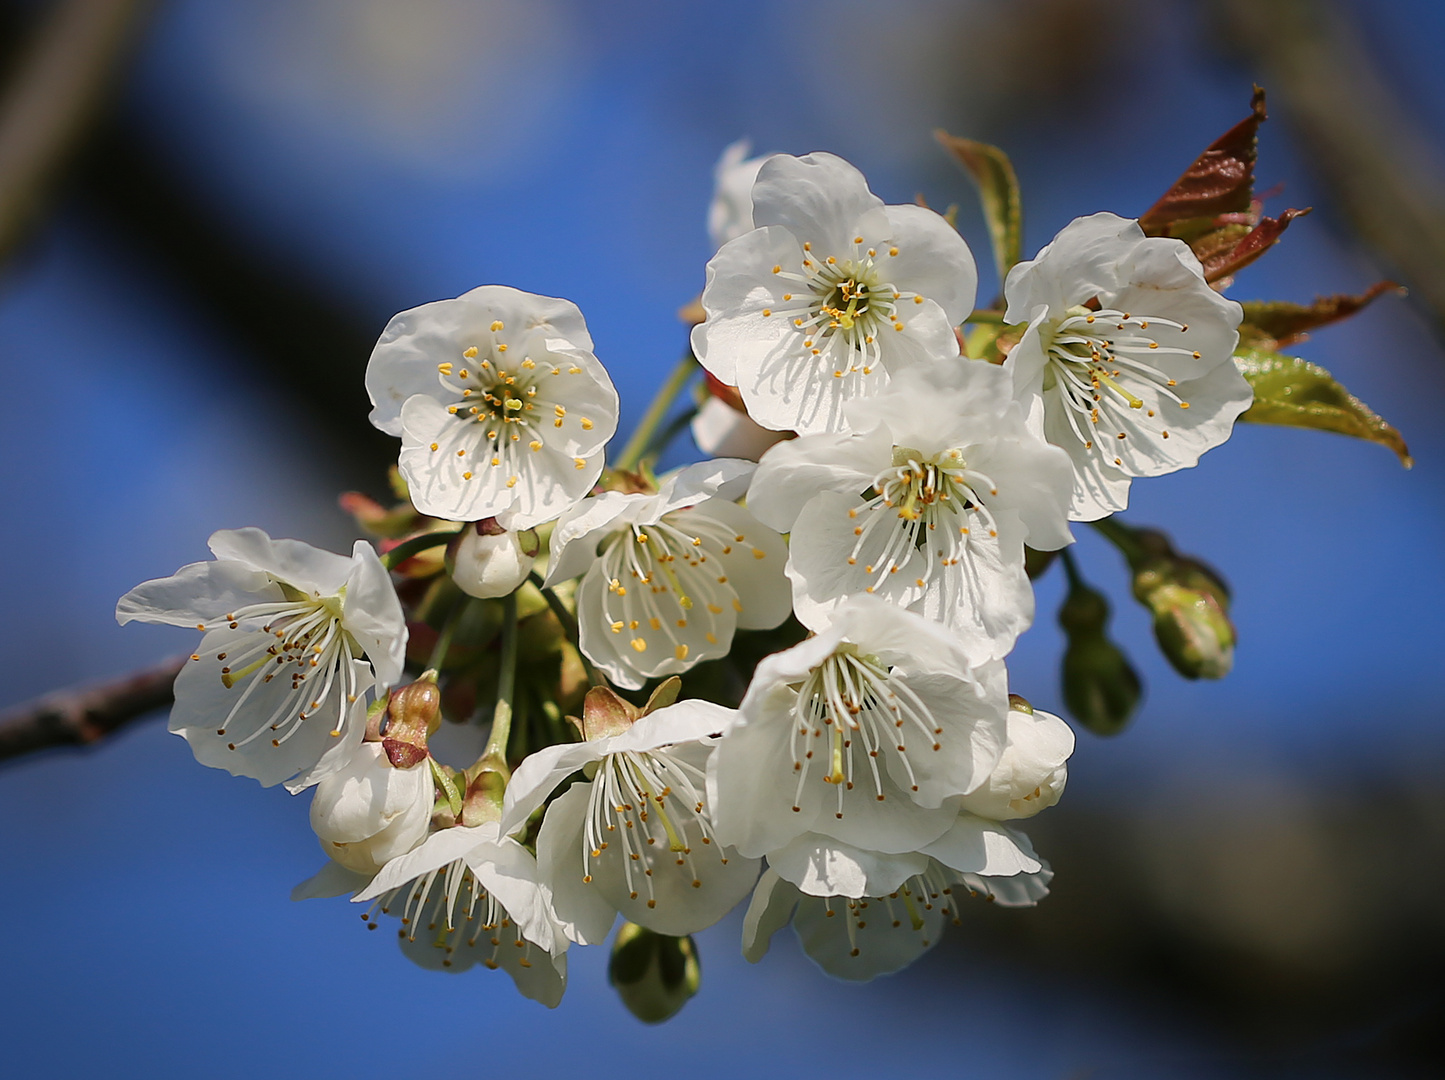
1146 582 1235 680
310 742 435 874
382 675 441 768
447 519 539 599
608 922 701 1024
460 756 508 827
1123 529 1235 681
1059 579 1141 736
960 697 1074 820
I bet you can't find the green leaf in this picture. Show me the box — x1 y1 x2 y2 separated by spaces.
429 758 463 817
934 131 1022 282
1235 346 1412 467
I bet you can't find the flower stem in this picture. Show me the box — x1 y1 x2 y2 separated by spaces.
1059 546 1085 591
426 595 466 672
528 571 604 687
964 309 1006 325
483 591 519 761
1089 517 1145 564
381 529 459 570
614 352 698 472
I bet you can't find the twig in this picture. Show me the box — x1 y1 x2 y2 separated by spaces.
0 0 157 265
0 655 183 764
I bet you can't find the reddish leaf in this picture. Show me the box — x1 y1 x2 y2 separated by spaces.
1239 282 1406 347
1202 208 1310 283
1140 87 1268 234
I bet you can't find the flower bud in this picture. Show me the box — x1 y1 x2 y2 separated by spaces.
958 697 1074 820
1059 577 1141 736
608 922 701 1024
1145 582 1235 679
1122 528 1236 681
447 519 539 599
309 742 435 875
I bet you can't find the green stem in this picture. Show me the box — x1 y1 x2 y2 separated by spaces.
381 529 459 570
426 596 466 672
1089 517 1145 565
614 353 698 472
649 404 700 461
484 592 518 761
1059 546 1085 591
963 309 1006 325
528 572 604 686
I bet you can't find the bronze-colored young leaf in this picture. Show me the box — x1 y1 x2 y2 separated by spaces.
1239 282 1405 348
1202 208 1310 283
935 131 1022 281
1140 87 1267 234
1235 346 1411 466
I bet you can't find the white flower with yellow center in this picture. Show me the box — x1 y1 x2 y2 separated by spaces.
546 460 791 690
743 853 1053 982
1004 212 1252 520
501 696 762 943
749 360 1073 659
691 152 977 435
366 285 619 528
706 596 1009 896
116 529 406 791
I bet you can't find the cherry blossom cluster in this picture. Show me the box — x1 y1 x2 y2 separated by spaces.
117 142 1258 1012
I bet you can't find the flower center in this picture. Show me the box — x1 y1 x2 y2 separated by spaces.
843 447 1000 594
788 647 944 818
192 598 362 748
582 748 723 905
596 510 757 663
767 240 914 378
1042 306 1200 465
372 857 538 972
426 321 596 485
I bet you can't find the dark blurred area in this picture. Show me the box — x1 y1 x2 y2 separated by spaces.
3 1 1444 1077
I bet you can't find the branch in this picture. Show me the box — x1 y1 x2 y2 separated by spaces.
0 0 158 265
0 655 182 764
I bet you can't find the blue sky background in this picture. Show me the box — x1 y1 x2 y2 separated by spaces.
2 1 1443 1077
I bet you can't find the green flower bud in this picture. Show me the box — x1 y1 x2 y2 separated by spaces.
608 922 701 1024
1058 570 1141 736
380 673 441 768
1146 582 1235 680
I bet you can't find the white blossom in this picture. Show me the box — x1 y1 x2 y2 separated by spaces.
742 852 1053 982
366 285 619 528
116 529 406 790
708 139 767 249
358 823 567 1007
1003 212 1252 520
749 359 1073 659
706 596 1009 896
691 152 978 435
546 460 791 690
501 699 761 942
308 742 435 875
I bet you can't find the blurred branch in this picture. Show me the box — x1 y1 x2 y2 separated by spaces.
0 0 156 266
1209 0 1445 335
0 654 180 763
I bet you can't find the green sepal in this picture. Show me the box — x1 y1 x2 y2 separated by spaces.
935 131 1022 282
1235 346 1412 467
429 758 463 818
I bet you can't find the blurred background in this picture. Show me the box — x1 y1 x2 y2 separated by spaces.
2 0 1443 1076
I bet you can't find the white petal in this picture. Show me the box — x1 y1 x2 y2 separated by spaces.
791 888 945 981
534 784 619 946
766 835 928 898
879 203 978 325
750 153 884 251
748 427 888 533
676 499 791 631
207 528 353 596
741 868 801 963
290 861 372 901
115 559 280 628
689 397 788 461
340 541 407 688
919 812 1043 877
